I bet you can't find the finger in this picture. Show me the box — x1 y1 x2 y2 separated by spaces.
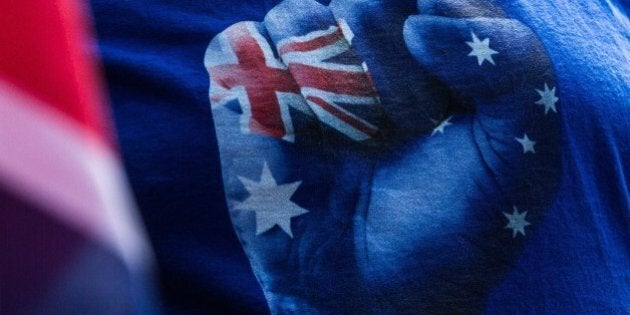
205 20 322 246
205 21 320 145
404 15 557 132
264 0 386 148
404 15 561 194
405 16 554 101
329 0 451 138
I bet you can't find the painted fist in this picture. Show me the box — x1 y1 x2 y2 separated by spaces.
204 0 561 312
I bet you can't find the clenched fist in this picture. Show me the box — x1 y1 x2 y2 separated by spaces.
204 0 561 312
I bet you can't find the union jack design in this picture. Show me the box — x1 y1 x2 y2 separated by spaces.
205 21 381 143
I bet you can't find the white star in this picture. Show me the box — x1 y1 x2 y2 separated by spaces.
503 206 531 238
466 32 499 66
535 83 559 114
515 133 536 154
236 162 308 238
431 115 453 136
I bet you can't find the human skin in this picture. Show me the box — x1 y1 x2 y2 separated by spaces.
205 0 628 312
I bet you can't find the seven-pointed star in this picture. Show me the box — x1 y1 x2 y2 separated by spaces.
466 32 499 66
535 83 559 114
503 206 531 238
515 133 536 154
236 162 308 238
431 115 453 136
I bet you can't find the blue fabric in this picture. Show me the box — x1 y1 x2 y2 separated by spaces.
89 1 286 313
91 0 629 313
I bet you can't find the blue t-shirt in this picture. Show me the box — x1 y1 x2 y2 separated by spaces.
90 0 629 313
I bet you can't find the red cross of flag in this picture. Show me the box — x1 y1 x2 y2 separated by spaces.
206 21 380 143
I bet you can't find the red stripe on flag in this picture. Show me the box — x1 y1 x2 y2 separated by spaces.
0 0 151 272
0 0 153 306
278 28 344 56
0 0 111 144
289 64 377 97
306 96 378 137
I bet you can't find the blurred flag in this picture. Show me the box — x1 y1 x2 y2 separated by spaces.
0 0 156 313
